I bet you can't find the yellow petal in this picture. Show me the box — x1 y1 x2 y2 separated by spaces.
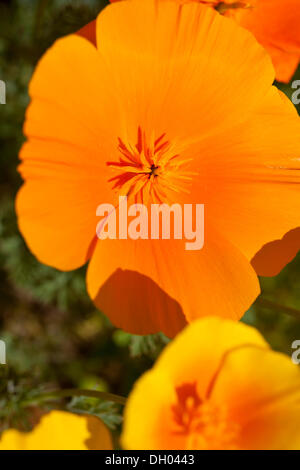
0 411 112 450
122 318 269 449
211 346 300 450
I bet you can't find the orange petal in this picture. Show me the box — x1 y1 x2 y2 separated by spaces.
16 166 100 271
17 34 120 270
87 226 260 336
187 87 300 263
110 0 300 83
238 0 300 53
24 34 119 154
236 0 300 82
97 0 274 141
264 45 299 83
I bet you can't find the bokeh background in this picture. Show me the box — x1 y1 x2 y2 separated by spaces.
0 0 300 442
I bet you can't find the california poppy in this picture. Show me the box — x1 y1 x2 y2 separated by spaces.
0 411 112 450
122 317 300 450
17 0 300 336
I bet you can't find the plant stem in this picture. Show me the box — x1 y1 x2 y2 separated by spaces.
23 389 127 407
257 297 300 319
34 0 50 39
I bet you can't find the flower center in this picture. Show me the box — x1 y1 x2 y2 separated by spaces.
172 382 240 450
106 127 195 205
149 164 160 179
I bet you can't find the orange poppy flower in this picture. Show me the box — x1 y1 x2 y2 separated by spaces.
16 0 300 337
0 411 112 450
109 0 300 83
122 317 300 450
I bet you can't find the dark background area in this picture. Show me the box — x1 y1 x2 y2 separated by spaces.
0 0 299 440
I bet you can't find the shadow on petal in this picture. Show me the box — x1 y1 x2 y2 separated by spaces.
251 227 300 277
77 20 97 46
92 269 187 338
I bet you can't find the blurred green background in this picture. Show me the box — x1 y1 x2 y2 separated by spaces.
0 0 299 439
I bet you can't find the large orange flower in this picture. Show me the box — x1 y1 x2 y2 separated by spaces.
122 317 300 450
17 0 300 337
109 0 300 83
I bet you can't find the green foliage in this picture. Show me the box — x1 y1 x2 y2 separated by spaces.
129 333 170 360
0 366 48 432
67 396 123 431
